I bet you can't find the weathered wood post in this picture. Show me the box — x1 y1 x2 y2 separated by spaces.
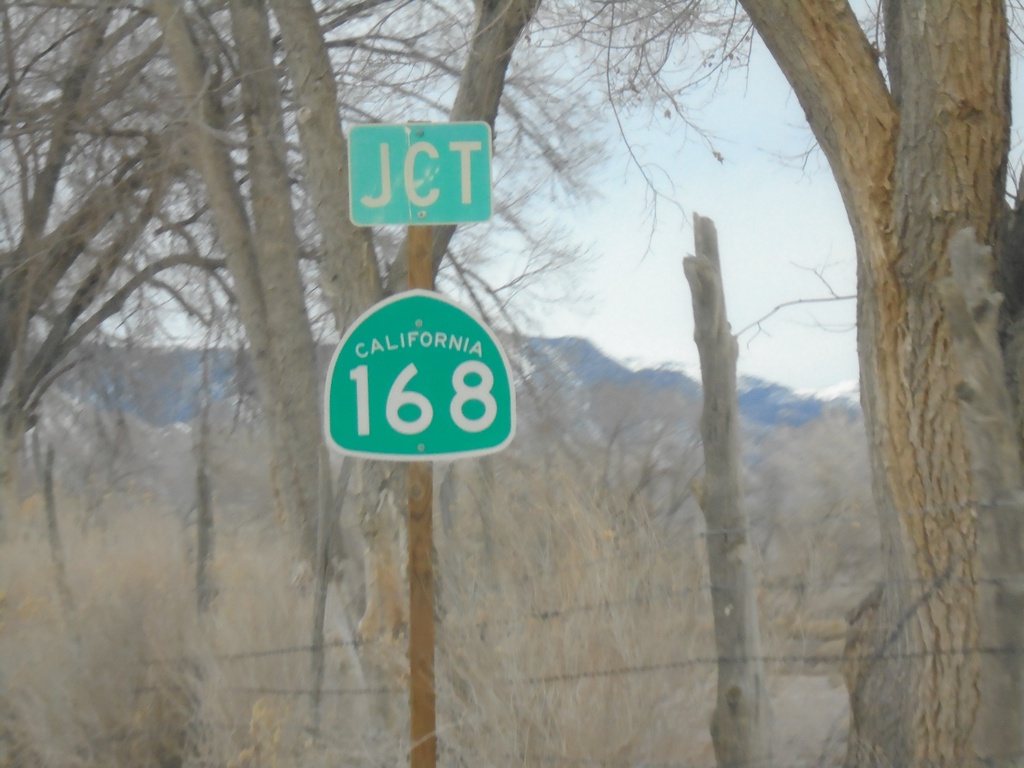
407 224 437 768
683 213 773 767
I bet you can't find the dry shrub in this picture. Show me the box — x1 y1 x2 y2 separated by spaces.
0 447 859 768
0 494 199 768
433 458 718 766
0 460 722 768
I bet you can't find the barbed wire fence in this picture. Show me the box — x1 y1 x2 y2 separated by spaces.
125 500 1023 768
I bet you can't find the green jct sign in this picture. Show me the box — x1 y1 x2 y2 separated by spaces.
325 291 515 460
348 122 492 226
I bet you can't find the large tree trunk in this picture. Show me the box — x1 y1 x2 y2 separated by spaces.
267 0 386 597
735 2 1011 766
268 0 383 331
684 214 772 768
939 228 1024 768
226 0 322 556
155 0 323 555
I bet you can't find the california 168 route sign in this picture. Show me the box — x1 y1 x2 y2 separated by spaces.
325 290 515 461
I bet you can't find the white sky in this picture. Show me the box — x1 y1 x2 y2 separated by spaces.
538 36 860 391
537 23 1024 393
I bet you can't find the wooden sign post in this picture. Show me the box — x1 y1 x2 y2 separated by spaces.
406 225 436 768
332 120 513 768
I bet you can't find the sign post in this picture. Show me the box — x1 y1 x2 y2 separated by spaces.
406 225 435 768
330 122 509 768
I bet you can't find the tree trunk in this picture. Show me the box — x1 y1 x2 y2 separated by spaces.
938 228 1024 768
195 364 215 618
32 438 74 621
155 0 323 556
684 214 772 768
0 427 18 543
227 0 322 556
268 0 383 331
355 462 408 738
310 445 334 738
736 2 1011 765
383 0 543 293
195 446 215 615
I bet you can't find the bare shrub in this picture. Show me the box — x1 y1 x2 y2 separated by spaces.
0 449 863 767
0 496 199 768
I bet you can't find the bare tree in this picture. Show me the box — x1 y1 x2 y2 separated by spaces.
0 2 217 535
154 0 323 555
734 1 1017 764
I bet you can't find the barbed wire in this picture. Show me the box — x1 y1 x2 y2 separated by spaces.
211 500 992 602
143 638 363 666
77 496 1024 768
448 571 1009 635
452 750 1024 768
225 684 403 697
434 497 999 586
129 496 1021 745
146 505 1015 671
124 549 1017 768
506 645 1024 688
145 568 991 667
499 540 967 687
136 644 1024 700
691 498 1009 541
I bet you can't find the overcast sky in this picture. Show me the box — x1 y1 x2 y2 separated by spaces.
537 36 860 392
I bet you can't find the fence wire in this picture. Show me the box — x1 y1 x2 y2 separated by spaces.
123 499 1024 768
452 751 1024 768
138 544 1019 694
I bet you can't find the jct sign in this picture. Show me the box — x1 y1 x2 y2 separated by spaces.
348 122 492 226
325 291 515 460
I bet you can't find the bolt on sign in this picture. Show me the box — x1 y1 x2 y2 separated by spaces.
325 290 515 461
348 122 492 226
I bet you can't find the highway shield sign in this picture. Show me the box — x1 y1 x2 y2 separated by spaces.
325 290 515 460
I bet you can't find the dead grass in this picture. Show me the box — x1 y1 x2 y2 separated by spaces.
0 493 199 768
432 460 718 766
0 458 857 768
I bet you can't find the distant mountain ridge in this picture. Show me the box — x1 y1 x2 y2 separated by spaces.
56 337 858 429
527 337 859 428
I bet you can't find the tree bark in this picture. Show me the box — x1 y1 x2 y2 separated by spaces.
383 0 542 293
736 2 1011 765
310 445 334 738
194 361 215 617
938 228 1024 768
155 0 323 555
684 214 772 768
32 437 74 621
268 0 382 331
228 0 323 555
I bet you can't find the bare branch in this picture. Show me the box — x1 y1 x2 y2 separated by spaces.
735 293 855 342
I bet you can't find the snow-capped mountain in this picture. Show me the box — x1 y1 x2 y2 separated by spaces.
50 337 858 431
526 337 859 429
